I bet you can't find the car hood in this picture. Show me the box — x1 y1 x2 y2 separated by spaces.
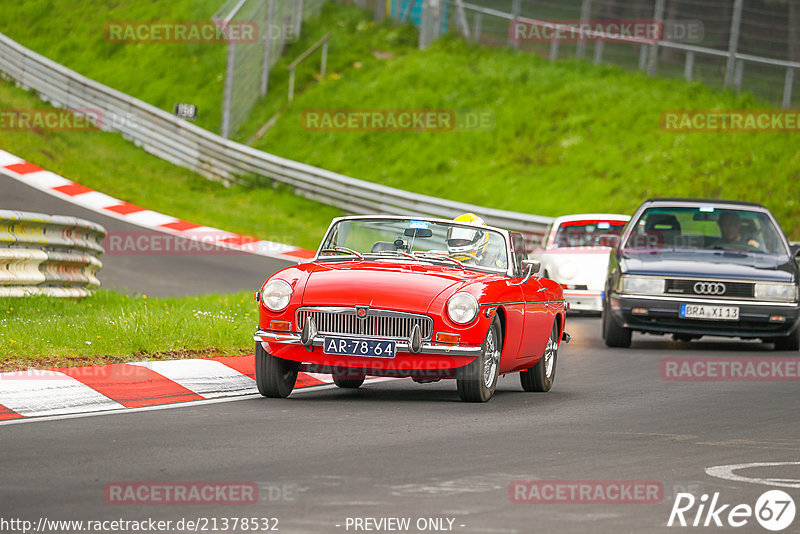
620 250 796 282
299 261 496 312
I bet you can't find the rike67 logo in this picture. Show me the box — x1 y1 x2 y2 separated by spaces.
668 490 796 531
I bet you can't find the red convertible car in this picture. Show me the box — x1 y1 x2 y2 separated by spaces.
253 215 568 402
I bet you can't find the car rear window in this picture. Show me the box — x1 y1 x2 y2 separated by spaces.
553 220 627 248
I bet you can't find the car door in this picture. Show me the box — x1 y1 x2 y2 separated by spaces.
511 232 554 359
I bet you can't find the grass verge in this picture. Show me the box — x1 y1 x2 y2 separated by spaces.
0 291 257 371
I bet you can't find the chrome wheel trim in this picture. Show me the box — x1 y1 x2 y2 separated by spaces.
544 332 557 379
483 328 499 388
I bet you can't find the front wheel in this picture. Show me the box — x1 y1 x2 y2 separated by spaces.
520 321 559 392
255 342 299 398
773 327 800 351
457 319 502 402
602 308 631 348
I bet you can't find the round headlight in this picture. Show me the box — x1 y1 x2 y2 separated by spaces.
261 279 293 311
558 262 577 280
447 292 479 325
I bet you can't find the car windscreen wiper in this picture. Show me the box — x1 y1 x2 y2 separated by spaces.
318 247 364 259
412 251 465 269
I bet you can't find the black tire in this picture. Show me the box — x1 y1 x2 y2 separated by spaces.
520 320 559 392
255 342 299 398
332 369 365 389
773 327 800 351
602 308 631 348
457 319 502 402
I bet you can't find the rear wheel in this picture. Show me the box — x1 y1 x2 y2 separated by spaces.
332 369 366 389
457 319 502 402
602 308 631 348
521 321 559 392
255 342 299 398
773 327 800 351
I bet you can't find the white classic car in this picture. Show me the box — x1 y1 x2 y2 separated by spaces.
531 214 630 312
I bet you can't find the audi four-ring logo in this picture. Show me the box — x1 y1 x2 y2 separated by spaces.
693 282 726 295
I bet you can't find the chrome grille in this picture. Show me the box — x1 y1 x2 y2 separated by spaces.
296 307 433 340
665 279 755 299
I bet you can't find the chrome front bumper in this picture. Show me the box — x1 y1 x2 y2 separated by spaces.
253 330 483 356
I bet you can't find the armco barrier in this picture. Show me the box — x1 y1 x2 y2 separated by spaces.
0 32 553 237
0 210 106 298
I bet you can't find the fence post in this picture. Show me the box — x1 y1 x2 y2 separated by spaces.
375 0 386 20
454 0 471 40
684 51 694 81
575 0 592 59
510 0 521 50
260 0 276 96
647 0 666 76
221 42 236 138
321 40 329 78
549 33 559 61
295 0 304 40
783 68 795 109
593 40 603 63
473 12 482 43
724 0 744 87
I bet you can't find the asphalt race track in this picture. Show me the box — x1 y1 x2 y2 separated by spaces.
1 172 292 296
2 317 798 533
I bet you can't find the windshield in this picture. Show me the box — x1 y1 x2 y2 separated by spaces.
623 206 787 255
319 218 509 272
553 219 627 248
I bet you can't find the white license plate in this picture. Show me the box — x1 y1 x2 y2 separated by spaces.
679 304 739 321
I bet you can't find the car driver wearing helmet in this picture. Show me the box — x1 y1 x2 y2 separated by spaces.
446 213 508 269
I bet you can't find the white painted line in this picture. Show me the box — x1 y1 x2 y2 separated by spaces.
121 210 178 228
0 150 25 167
129 360 256 398
18 170 73 189
69 190 125 210
0 370 125 417
706 462 800 489
0 382 342 426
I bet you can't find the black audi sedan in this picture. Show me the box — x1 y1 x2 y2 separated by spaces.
602 198 800 350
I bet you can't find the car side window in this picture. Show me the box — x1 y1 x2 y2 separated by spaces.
509 232 527 277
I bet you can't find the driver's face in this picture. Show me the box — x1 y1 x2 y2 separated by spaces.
719 216 740 240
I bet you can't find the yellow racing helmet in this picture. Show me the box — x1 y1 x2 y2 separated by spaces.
447 213 489 263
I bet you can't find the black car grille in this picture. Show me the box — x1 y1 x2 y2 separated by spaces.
296 307 434 340
664 279 754 299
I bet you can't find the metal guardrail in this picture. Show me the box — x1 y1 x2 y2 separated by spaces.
0 32 553 237
0 210 106 298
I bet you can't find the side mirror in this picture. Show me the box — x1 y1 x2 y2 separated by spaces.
520 259 541 283
791 243 800 257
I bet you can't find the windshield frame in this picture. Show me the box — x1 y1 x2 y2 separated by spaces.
619 201 791 257
313 215 517 277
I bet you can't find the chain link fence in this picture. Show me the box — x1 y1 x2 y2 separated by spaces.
345 0 799 108
215 0 326 138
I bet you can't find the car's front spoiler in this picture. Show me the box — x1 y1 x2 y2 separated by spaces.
253 330 483 356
